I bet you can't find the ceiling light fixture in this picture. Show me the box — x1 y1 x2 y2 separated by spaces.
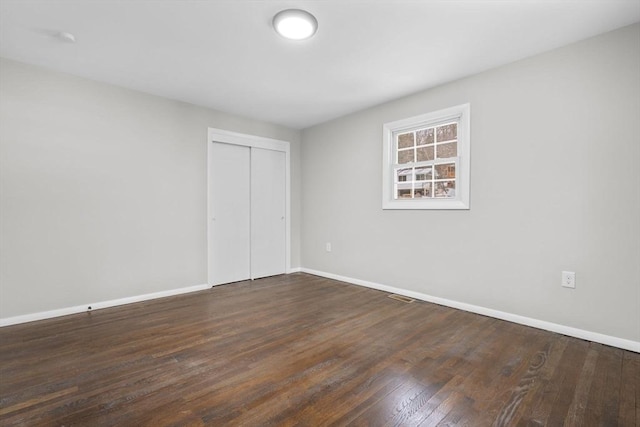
273 9 318 41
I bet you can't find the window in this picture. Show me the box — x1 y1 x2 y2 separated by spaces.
382 104 470 209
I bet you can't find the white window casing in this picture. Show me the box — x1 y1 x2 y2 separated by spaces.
382 103 470 210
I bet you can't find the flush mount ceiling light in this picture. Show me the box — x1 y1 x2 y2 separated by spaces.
273 9 318 40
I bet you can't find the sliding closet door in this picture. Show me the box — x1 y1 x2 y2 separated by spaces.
208 142 251 285
250 148 286 279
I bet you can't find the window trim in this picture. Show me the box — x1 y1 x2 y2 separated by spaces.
382 103 470 210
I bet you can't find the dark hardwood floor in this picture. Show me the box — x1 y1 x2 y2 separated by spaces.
0 273 637 426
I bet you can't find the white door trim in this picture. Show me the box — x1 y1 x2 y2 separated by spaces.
207 128 291 285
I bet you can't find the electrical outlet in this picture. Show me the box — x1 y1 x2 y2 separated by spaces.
562 271 576 288
325 242 332 252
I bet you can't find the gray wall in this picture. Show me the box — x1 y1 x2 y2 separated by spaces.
0 58 302 318
301 24 640 342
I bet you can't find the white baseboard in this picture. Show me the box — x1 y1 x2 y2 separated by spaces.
301 268 640 353
4 270 638 353
0 283 211 327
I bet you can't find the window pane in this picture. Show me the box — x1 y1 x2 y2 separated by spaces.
435 163 455 179
398 149 414 164
397 188 413 199
396 168 412 182
419 182 432 198
435 181 456 198
416 128 434 146
416 146 434 162
436 142 457 159
414 166 433 181
397 132 415 149
436 123 457 142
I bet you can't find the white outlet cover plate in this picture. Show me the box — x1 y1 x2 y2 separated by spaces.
562 271 576 288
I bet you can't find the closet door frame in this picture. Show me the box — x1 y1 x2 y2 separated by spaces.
207 127 291 285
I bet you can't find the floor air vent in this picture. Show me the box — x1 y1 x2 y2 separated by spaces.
388 294 415 303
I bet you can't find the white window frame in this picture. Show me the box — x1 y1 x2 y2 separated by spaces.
382 103 470 210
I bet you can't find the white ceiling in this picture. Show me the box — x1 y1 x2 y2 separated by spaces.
1 1 639 129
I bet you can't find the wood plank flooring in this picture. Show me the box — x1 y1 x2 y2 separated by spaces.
0 273 637 426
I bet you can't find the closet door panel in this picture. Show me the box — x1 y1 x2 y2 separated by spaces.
250 148 286 279
208 142 251 285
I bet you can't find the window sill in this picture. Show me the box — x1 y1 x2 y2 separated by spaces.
382 199 469 210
